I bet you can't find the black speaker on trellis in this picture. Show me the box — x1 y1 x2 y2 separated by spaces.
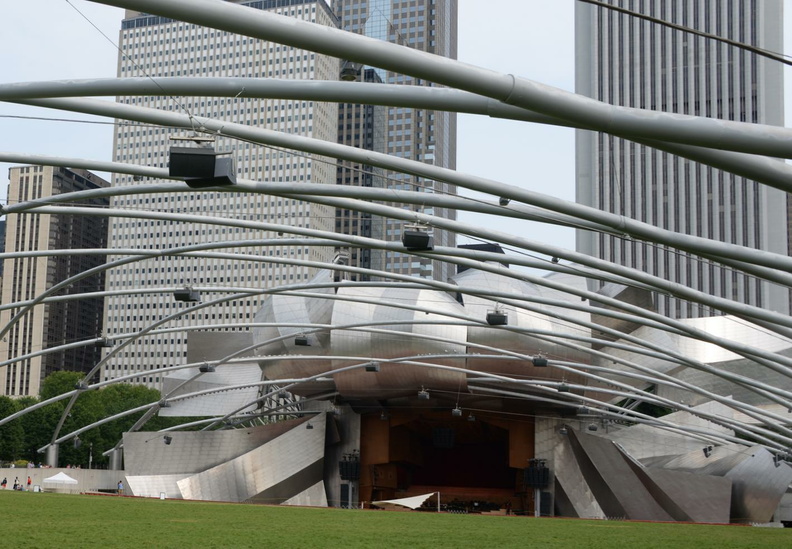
523 464 550 488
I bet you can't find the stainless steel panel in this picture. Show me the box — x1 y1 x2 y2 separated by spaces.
553 431 605 519
567 428 673 521
123 417 308 475
177 414 327 504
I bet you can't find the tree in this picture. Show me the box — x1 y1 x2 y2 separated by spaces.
0 396 24 461
1 372 205 467
40 371 84 401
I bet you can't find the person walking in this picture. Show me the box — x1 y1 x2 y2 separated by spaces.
26 476 32 491
117 480 124 495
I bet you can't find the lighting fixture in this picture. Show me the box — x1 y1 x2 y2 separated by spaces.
173 286 201 303
95 337 113 348
532 355 548 367
486 309 508 326
401 228 433 250
169 145 237 188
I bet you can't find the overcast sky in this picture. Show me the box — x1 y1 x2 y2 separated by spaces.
0 1 789 256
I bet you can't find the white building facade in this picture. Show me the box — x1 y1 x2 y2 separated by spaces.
575 0 787 318
102 0 340 387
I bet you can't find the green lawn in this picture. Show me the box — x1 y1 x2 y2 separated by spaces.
0 491 786 548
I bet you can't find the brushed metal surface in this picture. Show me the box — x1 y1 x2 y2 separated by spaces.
177 413 327 504
553 431 605 519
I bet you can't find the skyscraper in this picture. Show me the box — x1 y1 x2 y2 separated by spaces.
102 1 340 387
0 166 109 397
575 0 786 318
333 0 459 282
335 67 387 280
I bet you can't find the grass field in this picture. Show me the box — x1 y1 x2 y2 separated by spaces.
0 491 787 548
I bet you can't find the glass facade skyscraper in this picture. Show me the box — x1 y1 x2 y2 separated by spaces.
333 0 458 282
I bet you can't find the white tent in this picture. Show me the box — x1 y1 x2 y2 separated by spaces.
372 492 437 511
43 472 78 485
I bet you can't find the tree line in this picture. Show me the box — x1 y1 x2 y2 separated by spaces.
0 371 195 468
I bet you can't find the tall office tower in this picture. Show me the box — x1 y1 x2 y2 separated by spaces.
103 1 340 388
575 1 786 318
0 219 5 277
0 166 109 397
335 68 386 279
333 0 458 282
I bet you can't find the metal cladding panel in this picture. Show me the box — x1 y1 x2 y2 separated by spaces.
534 271 591 329
452 269 591 365
657 353 792 407
725 448 792 524
595 324 683 384
281 480 328 507
568 428 674 521
553 433 606 519
177 414 327 504
646 444 792 523
186 331 254 363
649 444 753 476
607 401 735 460
332 286 467 397
677 316 792 364
304 270 335 349
126 474 190 499
123 418 307 475
657 317 792 407
252 297 284 356
639 468 732 524
160 363 261 417
330 285 380 356
253 271 336 380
